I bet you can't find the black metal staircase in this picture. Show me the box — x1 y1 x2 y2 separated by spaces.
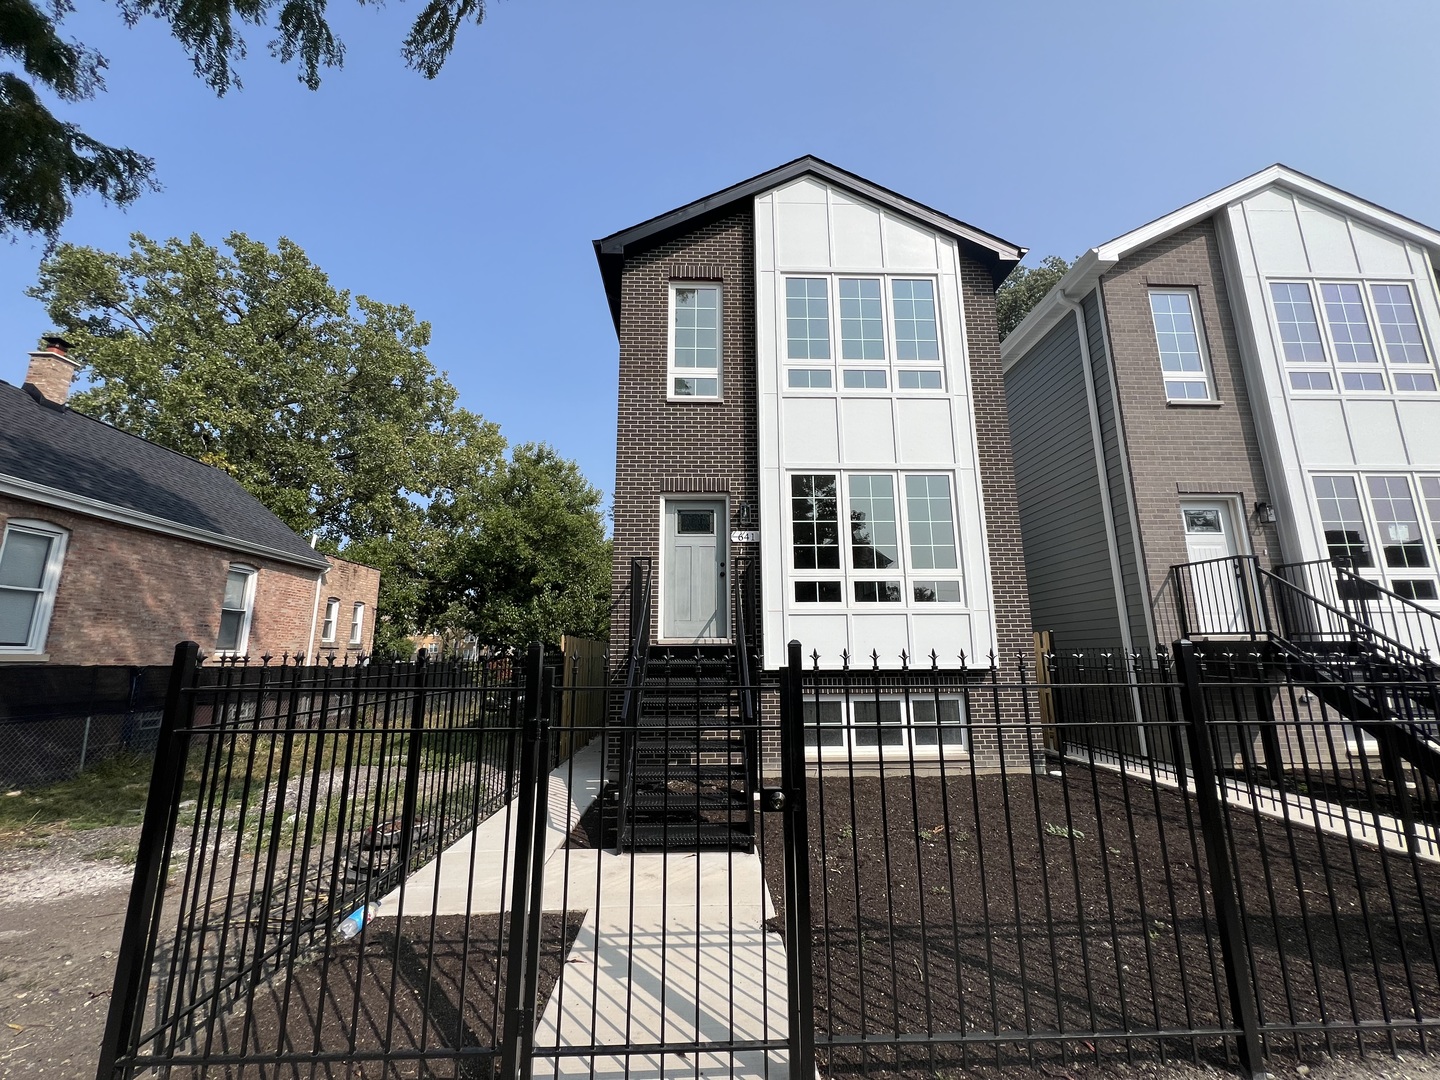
615 558 760 852
1166 554 1440 790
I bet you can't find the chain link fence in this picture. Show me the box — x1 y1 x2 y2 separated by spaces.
0 665 170 789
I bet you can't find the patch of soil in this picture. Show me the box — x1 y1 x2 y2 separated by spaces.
761 769 1440 1078
0 883 130 1078
161 911 586 1078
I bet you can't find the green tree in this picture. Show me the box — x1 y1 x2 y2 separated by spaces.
30 231 507 645
1 0 488 241
995 254 1072 341
429 443 612 646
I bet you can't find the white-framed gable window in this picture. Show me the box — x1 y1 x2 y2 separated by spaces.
349 602 365 645
321 597 340 643
1148 289 1213 401
0 520 68 655
669 283 721 399
216 565 256 655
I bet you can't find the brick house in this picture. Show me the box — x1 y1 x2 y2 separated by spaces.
1002 165 1440 656
0 339 380 666
598 156 1034 768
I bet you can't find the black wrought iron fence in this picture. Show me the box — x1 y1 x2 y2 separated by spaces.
775 640 1440 1077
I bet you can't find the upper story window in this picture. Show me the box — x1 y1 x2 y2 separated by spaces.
790 471 962 606
786 278 830 359
783 275 945 393
349 602 365 646
321 596 340 643
0 520 67 654
1312 473 1440 600
1270 280 1437 394
1148 290 1213 401
670 284 721 399
217 566 256 654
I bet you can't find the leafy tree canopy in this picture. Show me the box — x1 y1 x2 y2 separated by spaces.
1 0 487 241
30 231 515 650
427 443 612 647
995 254 1072 341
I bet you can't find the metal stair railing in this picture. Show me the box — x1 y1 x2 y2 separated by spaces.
1276 556 1440 663
616 557 652 851
733 556 759 847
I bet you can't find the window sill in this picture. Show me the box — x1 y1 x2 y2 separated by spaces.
1166 400 1225 409
666 396 725 404
0 651 48 662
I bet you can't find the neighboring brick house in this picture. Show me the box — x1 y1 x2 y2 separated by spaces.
597 156 1033 763
1001 165 1440 655
0 339 379 666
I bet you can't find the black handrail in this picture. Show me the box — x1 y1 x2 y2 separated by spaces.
1276 556 1440 662
733 556 759 837
617 557 653 848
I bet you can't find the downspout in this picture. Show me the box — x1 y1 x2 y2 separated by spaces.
1061 294 1149 756
306 563 326 660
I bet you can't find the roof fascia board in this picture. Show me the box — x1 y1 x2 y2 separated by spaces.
0 474 331 573
597 156 1023 262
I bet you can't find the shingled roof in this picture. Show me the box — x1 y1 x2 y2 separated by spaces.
0 379 329 570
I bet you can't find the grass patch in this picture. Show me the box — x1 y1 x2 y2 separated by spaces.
80 840 139 864
0 754 153 836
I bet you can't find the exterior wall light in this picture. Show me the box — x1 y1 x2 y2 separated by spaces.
1255 500 1277 524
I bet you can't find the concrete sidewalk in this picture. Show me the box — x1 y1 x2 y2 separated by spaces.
381 741 790 1079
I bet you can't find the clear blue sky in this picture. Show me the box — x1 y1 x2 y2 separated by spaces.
4 0 1439 510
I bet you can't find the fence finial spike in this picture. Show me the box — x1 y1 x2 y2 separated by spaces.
840 649 850 670
870 649 881 670
810 648 821 670
957 649 967 667
929 649 939 670
899 649 909 670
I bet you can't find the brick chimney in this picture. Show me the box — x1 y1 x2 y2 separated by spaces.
24 335 79 405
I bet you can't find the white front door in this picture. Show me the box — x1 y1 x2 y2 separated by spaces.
1181 500 1248 634
663 500 727 641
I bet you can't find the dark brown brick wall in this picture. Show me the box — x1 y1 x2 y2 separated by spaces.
607 208 759 670
1098 219 1280 617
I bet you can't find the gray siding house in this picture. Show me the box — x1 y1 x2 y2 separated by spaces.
1002 165 1440 656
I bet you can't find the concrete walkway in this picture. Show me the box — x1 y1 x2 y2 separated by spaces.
381 741 790 1080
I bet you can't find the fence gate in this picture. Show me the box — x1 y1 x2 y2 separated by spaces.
98 641 806 1080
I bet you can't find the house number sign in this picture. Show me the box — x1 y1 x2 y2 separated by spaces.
730 529 760 543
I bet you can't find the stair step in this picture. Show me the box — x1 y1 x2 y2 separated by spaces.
629 790 748 811
620 823 752 851
631 764 744 783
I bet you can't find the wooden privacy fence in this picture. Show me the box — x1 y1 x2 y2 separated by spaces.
554 635 607 764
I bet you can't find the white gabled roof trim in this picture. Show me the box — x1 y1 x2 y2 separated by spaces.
1001 164 1440 372
0 474 331 573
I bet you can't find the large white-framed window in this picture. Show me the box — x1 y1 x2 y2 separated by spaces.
349 602 365 646
1148 289 1214 402
781 274 945 393
321 597 340 643
1270 280 1439 395
1311 473 1439 600
789 471 963 607
216 565 257 655
803 695 968 759
0 520 68 655
669 282 721 399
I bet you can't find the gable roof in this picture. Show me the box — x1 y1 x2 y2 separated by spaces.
1001 163 1440 369
0 380 329 570
594 155 1026 333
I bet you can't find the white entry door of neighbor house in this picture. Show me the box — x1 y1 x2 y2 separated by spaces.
1181 500 1249 634
663 500 727 641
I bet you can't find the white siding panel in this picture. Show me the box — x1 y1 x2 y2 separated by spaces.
782 397 839 462
912 614 973 662
896 399 957 463
1345 400 1408 465
756 198 775 273
1244 197 1309 275
840 398 897 462
1398 401 1440 465
1291 400 1354 465
831 196 884 268
787 614 848 660
851 614 909 662
775 202 830 267
883 213 939 268
1296 201 1359 275
1351 220 1412 276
